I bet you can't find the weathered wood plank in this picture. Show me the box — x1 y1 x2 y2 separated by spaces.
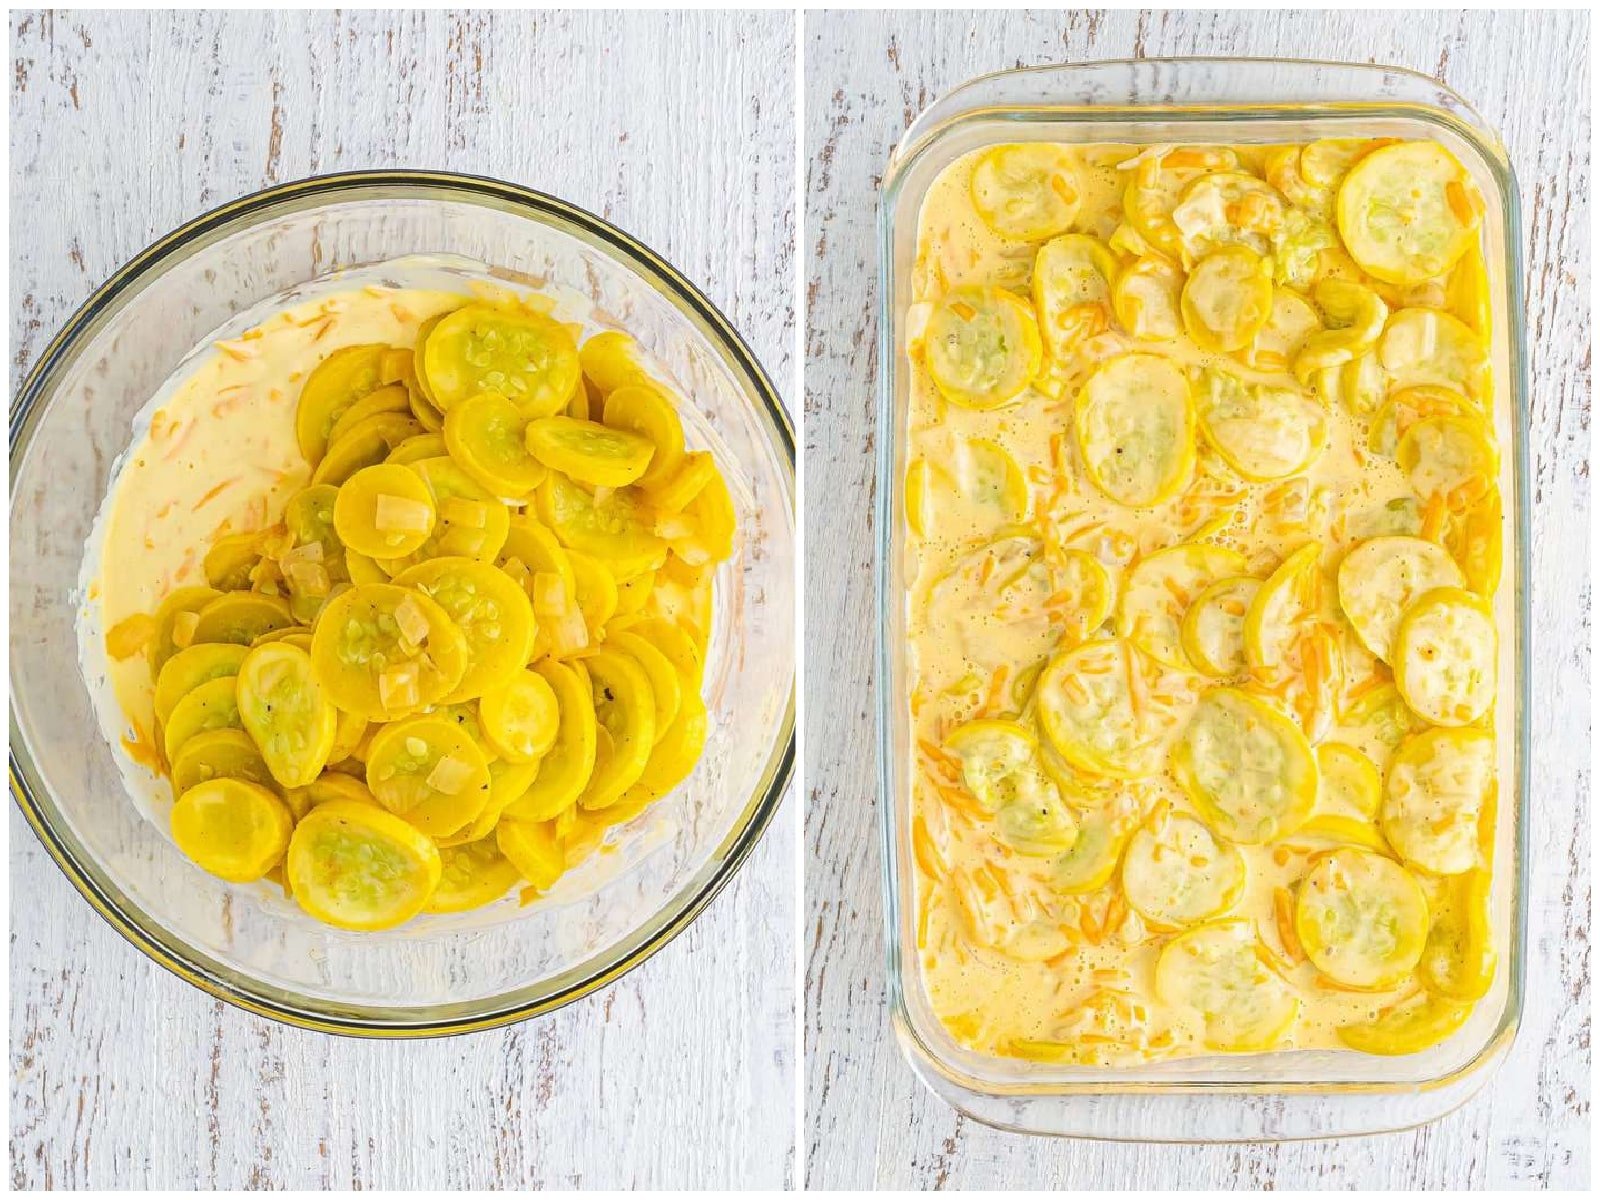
10 9 796 1190
803 8 1589 1189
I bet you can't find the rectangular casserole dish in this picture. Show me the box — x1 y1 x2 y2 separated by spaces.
874 58 1529 1141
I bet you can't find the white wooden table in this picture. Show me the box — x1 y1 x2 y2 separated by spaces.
10 10 795 1190
803 9 1589 1189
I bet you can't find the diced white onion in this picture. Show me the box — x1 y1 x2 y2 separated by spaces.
375 494 434 534
172 610 199 649
426 755 473 795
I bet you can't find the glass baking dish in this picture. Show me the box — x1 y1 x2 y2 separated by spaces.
874 60 1529 1140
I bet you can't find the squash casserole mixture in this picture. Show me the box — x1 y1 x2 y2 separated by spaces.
902 138 1503 1063
91 279 735 931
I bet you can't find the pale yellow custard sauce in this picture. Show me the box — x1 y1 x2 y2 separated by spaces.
78 256 737 931
903 141 1503 1064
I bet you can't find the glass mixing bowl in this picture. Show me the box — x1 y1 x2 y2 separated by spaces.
10 171 795 1036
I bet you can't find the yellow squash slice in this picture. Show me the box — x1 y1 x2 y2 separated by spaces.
525 415 657 488
1075 353 1195 507
190 591 295 647
1121 813 1245 928
310 412 425 486
1238 287 1321 373
1048 805 1131 894
295 344 388 465
608 630 683 740
1194 368 1326 482
169 728 276 797
994 788 1080 857
1035 638 1196 779
1180 246 1274 353
1172 687 1317 844
1295 847 1429 989
1367 385 1472 458
970 144 1081 240
333 462 438 558
1171 170 1286 262
1379 307 1490 400
496 817 567 891
1301 138 1390 188
603 383 686 492
920 286 1044 410
478 667 562 763
1243 543 1343 740
203 531 264 591
1337 993 1472 1056
162 676 244 762
1417 868 1496 1001
392 557 535 702
286 798 442 931
1337 142 1482 285
235 642 337 789
1291 279 1388 384
1180 576 1261 678
170 777 293 884
942 719 1043 813
308 583 469 720
1447 245 1492 344
1314 741 1383 820
424 836 521 914
536 472 666 578
285 484 346 561
1337 535 1466 662
1448 487 1503 597
442 391 550 497
1382 727 1495 876
575 648 659 812
1118 542 1249 670
950 438 1030 530
327 384 411 445
1396 414 1498 514
619 686 710 811
624 615 703 690
1334 683 1427 776
924 535 1109 678
910 442 1026 546
649 450 717 513
579 330 652 395
153 643 249 726
145 586 222 672
421 303 581 417
376 456 511 572
504 660 598 822
1111 256 1184 340
1340 350 1389 418
364 716 492 839
1031 234 1118 361
1155 920 1300 1052
670 470 736 566
1264 144 1333 219
1123 145 1239 258
1392 586 1497 726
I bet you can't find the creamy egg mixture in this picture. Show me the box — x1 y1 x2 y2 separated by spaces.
903 140 1503 1064
83 264 735 931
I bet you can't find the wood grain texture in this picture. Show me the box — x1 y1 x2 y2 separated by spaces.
803 8 1589 1189
10 9 795 1190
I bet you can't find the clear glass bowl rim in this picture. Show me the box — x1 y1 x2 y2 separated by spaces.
873 57 1531 1123
10 168 796 1038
